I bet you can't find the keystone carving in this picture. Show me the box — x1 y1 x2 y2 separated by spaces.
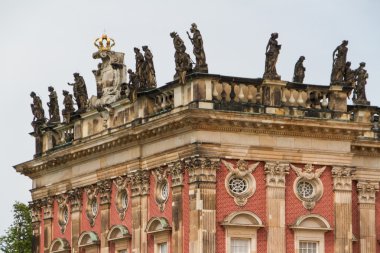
357 181 379 204
264 161 289 187
332 166 355 191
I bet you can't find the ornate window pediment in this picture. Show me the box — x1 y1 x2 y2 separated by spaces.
107 225 131 242
221 211 264 228
290 214 331 231
49 238 70 253
145 217 172 234
78 231 100 248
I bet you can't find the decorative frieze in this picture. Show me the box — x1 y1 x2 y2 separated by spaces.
114 176 129 220
357 180 379 204
332 166 355 191
68 188 83 212
97 179 112 205
264 161 289 187
290 164 326 210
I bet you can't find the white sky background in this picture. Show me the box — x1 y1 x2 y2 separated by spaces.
0 0 379 233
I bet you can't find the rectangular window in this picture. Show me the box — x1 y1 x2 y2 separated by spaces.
299 241 318 253
158 242 168 253
231 238 250 253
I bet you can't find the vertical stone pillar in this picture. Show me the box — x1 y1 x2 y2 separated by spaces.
30 200 42 253
186 157 219 253
332 166 355 253
130 170 150 253
68 188 83 253
170 161 185 253
264 161 289 253
98 180 112 253
42 197 54 253
357 181 379 253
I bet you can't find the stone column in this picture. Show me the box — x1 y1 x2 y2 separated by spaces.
30 200 42 253
357 181 379 253
186 157 219 253
42 197 54 253
169 161 185 253
332 166 354 253
130 170 150 253
98 180 112 253
264 161 289 253
68 188 83 253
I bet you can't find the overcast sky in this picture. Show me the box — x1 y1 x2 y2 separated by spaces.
1 0 379 234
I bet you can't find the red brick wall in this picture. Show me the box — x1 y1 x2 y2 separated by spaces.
216 160 267 253
352 181 360 253
285 165 334 253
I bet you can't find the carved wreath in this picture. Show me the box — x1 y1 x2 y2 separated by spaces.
153 167 170 212
114 176 129 220
222 160 259 206
290 164 326 210
57 195 69 234
85 186 99 227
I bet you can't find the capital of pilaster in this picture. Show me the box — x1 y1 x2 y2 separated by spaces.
184 157 219 184
68 188 83 212
129 170 150 197
29 200 42 223
332 166 355 191
357 180 379 204
264 161 289 187
42 197 54 220
97 179 112 205
169 160 184 187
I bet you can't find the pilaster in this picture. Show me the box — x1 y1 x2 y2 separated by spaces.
29 200 42 253
357 180 379 253
98 179 112 253
332 166 355 253
186 157 219 253
169 161 185 253
68 188 83 253
42 197 54 253
264 161 289 253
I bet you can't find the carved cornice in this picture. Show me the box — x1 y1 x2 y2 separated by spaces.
169 161 184 187
97 179 112 205
332 166 355 191
184 157 219 183
68 188 83 212
129 170 150 197
264 161 289 187
357 180 379 204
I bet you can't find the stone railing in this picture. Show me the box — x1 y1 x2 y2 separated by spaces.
36 73 379 155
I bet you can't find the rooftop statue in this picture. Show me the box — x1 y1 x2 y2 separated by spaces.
68 73 88 113
127 69 139 102
30 91 46 124
353 62 369 105
142 45 157 89
170 32 192 85
62 90 75 124
47 86 60 124
94 34 115 52
293 56 306 83
134 47 145 86
263 33 281 80
187 23 208 73
331 40 348 84
90 34 126 109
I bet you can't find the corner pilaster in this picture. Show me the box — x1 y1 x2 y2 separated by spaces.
30 200 42 253
264 161 289 253
98 179 112 253
42 197 54 253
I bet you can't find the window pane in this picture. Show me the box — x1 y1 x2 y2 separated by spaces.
159 242 168 253
231 238 250 253
299 241 317 253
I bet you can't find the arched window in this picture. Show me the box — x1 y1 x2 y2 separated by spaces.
221 211 264 253
290 214 332 253
107 225 131 253
78 231 100 253
49 238 70 253
145 217 172 253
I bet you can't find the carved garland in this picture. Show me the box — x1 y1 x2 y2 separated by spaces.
290 164 326 210
222 159 259 206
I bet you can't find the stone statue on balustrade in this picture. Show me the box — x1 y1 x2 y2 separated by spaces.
353 62 369 105
331 40 348 84
263 33 281 80
47 86 60 124
30 91 46 125
293 56 306 83
343 61 355 98
62 90 75 123
170 32 192 84
68 73 88 113
134 47 145 86
89 34 127 110
127 69 139 102
142 45 157 89
187 23 208 73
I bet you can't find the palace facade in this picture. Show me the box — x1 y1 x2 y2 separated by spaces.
14 33 380 253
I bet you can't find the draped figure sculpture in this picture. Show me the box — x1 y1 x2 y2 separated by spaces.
68 73 88 113
331 40 348 84
142 45 157 89
187 23 208 73
263 33 281 80
293 56 306 83
170 32 192 85
47 86 60 124
353 62 369 105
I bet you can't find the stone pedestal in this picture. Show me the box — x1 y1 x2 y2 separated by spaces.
187 158 218 253
357 181 379 253
328 85 348 112
264 161 289 253
332 166 355 253
261 79 287 107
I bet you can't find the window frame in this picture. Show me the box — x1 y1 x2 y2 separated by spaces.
230 237 251 253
